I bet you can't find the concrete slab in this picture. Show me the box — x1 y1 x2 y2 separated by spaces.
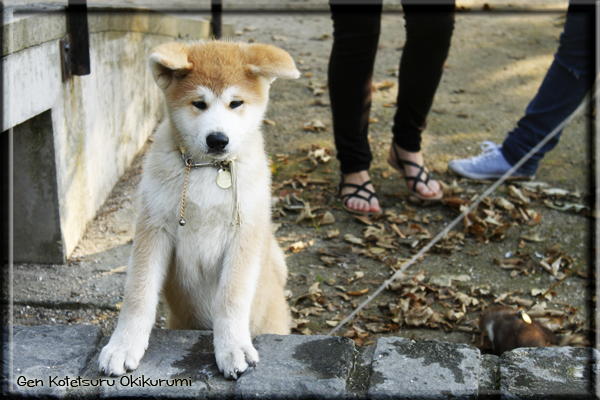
236 334 355 399
3 324 103 398
12 253 129 311
368 337 480 400
346 344 375 397
500 346 599 400
479 354 500 399
93 330 233 398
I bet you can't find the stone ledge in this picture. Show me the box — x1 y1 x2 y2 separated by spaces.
369 337 480 400
3 8 212 58
2 325 598 399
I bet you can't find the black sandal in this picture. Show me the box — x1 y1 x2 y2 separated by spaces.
387 143 443 202
338 175 382 216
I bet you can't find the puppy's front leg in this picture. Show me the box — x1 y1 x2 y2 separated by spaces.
213 232 263 380
98 217 172 376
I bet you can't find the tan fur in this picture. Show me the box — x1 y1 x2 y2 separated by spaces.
98 40 299 379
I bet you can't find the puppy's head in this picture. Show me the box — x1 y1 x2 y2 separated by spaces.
149 41 300 159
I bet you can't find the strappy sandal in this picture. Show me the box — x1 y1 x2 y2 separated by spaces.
338 175 382 216
387 143 443 202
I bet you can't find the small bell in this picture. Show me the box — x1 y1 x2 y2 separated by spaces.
179 218 186 226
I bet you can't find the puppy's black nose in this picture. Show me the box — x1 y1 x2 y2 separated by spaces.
206 132 229 152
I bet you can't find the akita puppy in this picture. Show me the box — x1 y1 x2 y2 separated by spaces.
98 41 299 379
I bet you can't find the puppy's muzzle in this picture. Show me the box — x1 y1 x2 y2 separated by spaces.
206 132 229 154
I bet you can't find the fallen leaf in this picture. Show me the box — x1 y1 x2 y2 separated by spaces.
308 146 332 164
338 293 351 301
312 87 325 96
526 210 542 226
350 271 365 282
347 288 369 296
308 282 322 295
405 306 434 326
365 323 391 333
445 309 465 321
455 292 478 306
543 200 589 213
532 288 554 301
372 80 395 91
298 306 323 317
295 202 314 225
521 233 546 242
508 185 530 205
324 277 336 286
344 234 365 246
428 274 471 287
288 241 308 252
324 229 339 239
494 197 515 211
300 327 312 335
440 180 464 196
316 211 335 226
291 318 310 331
353 215 373 225
303 119 328 132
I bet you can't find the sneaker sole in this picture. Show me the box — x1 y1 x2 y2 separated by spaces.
448 164 535 181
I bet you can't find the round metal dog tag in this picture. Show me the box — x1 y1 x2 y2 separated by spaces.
216 169 232 189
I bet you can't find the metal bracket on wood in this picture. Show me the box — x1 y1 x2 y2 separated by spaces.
211 0 222 39
60 34 72 82
60 0 91 81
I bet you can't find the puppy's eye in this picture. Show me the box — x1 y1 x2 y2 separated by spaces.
229 100 243 109
193 101 207 110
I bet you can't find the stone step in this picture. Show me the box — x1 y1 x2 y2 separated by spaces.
3 325 598 399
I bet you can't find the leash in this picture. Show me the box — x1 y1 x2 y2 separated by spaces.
178 148 242 229
328 87 598 336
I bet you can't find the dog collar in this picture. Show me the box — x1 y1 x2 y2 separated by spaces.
178 148 242 229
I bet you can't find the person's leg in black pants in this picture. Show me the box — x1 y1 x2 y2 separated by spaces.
328 1 455 212
388 1 455 200
329 0 383 214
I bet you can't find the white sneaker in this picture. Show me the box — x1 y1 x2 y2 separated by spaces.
448 141 535 180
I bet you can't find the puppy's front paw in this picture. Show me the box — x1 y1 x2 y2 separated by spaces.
215 343 259 380
98 336 147 376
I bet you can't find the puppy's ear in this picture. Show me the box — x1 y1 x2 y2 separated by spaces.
245 43 300 81
149 43 194 90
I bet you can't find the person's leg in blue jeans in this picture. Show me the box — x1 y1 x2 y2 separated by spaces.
449 3 595 180
501 4 595 175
